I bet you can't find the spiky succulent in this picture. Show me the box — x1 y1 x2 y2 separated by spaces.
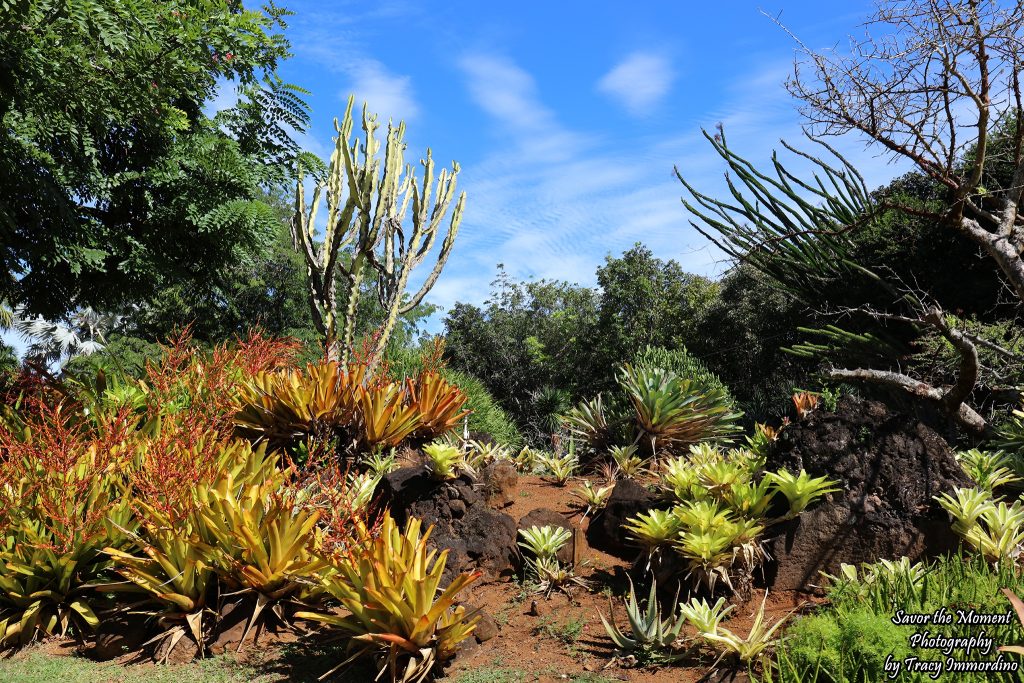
538 451 578 486
957 449 1021 492
518 525 572 561
764 468 838 517
423 442 466 481
599 579 686 665
572 481 613 514
625 509 683 553
610 444 645 478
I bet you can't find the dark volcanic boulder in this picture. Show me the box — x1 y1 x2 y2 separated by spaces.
518 508 574 564
479 459 519 508
762 395 970 591
378 466 518 583
586 478 666 559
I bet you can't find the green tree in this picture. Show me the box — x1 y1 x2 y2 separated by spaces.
0 0 308 319
679 0 1024 436
591 244 718 389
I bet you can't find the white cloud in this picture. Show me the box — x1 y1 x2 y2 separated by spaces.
598 53 674 116
344 59 420 123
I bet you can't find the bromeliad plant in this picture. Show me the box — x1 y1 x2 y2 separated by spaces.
423 441 468 480
103 513 216 663
296 513 480 683
957 449 1021 492
407 371 470 441
693 590 792 666
517 525 585 597
618 364 741 455
0 406 135 648
538 447 578 486
764 468 840 518
937 487 1024 564
572 481 613 515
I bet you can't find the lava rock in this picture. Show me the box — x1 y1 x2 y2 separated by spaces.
479 459 519 508
470 608 499 643
378 466 519 583
91 614 150 661
762 395 970 591
518 508 574 564
586 478 666 559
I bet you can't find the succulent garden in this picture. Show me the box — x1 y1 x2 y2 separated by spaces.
4 1 1024 682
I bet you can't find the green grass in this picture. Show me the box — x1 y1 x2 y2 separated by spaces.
0 642 377 683
0 651 275 683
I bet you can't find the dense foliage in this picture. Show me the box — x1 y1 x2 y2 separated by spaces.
0 0 307 319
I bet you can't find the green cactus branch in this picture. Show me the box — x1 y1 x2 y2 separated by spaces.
290 95 466 368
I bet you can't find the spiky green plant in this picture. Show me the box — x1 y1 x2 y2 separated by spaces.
610 444 645 478
957 449 1020 491
618 363 741 453
661 456 706 501
698 590 792 664
572 481 613 514
625 509 684 553
518 525 571 562
599 579 686 665
423 442 466 481
364 448 399 478
678 596 734 635
538 451 577 486
764 468 839 518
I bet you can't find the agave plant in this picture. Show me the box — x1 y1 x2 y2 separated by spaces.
764 468 839 518
295 513 480 683
600 579 686 665
618 364 741 454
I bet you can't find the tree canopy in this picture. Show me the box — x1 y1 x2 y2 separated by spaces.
0 0 309 319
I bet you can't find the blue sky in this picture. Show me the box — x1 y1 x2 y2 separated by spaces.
262 0 910 321
6 1 915 356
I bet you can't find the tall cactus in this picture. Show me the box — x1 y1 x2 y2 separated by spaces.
291 95 465 370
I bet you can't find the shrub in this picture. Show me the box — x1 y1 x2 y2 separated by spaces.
779 609 910 682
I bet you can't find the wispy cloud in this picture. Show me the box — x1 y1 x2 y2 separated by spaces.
343 59 419 123
598 52 674 116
